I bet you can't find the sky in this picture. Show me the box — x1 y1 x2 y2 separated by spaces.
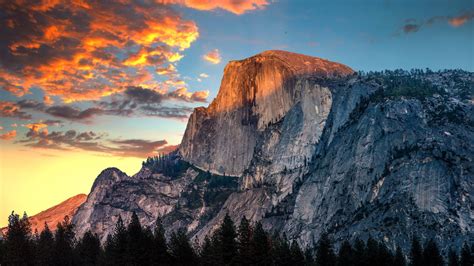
0 0 473 226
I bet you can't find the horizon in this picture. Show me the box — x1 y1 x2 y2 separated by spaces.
1 0 474 227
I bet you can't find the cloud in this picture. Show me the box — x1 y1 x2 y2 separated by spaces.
402 10 474 34
203 49 221 64
162 0 269 15
0 0 199 102
139 105 194 120
0 130 17 140
25 123 48 133
0 101 31 119
403 24 420 33
43 95 53 105
45 106 104 121
448 11 474 27
5 85 208 122
199 73 209 78
19 125 175 158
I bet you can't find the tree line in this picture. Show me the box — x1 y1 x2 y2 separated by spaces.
0 211 472 266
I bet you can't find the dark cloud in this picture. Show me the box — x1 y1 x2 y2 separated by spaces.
42 119 63 126
401 9 474 34
0 101 32 119
45 105 104 120
4 85 206 123
124 86 165 104
403 24 420 33
19 126 174 158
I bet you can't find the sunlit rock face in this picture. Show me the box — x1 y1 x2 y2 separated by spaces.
73 51 473 254
1 194 87 237
179 50 353 177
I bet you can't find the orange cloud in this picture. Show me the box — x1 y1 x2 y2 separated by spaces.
0 130 17 140
0 0 199 102
161 0 269 15
448 11 474 27
0 101 31 119
203 49 221 64
25 123 48 133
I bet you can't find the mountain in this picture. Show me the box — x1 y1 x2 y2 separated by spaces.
2 194 87 235
72 50 473 253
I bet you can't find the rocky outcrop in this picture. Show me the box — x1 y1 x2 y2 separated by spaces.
73 51 473 254
179 50 353 177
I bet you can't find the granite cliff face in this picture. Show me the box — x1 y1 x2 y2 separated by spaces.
179 50 352 177
73 50 473 253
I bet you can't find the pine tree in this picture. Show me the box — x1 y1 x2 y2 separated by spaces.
36 222 54 265
0 238 4 265
141 227 155 265
422 239 444 266
169 228 197 265
53 215 76 266
126 211 147 265
460 242 472 266
272 234 292 266
252 221 271 265
337 240 353 266
76 230 101 265
153 216 170 264
103 215 128 265
378 242 394 265
236 216 253 265
199 235 218 266
365 236 378 266
218 213 238 265
353 238 366 266
409 236 423 266
315 232 336 266
290 240 305 265
4 212 33 265
448 248 460 266
393 246 406 266
304 247 315 266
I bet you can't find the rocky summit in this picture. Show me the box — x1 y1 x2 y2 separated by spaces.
72 50 473 254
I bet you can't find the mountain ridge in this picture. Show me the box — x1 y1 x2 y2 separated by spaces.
72 51 473 253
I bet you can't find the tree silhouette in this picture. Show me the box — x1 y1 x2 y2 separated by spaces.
169 228 197 265
448 248 459 266
290 240 305 265
36 222 54 265
337 240 353 266
103 215 128 265
352 238 366 266
53 215 76 266
460 242 472 266
422 239 444 266
315 232 336 266
153 216 171 264
410 236 423 266
217 213 238 265
394 245 407 266
236 216 253 265
252 221 271 265
272 233 292 266
76 230 102 265
4 212 33 265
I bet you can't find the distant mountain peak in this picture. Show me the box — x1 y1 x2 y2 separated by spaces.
1 194 87 235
